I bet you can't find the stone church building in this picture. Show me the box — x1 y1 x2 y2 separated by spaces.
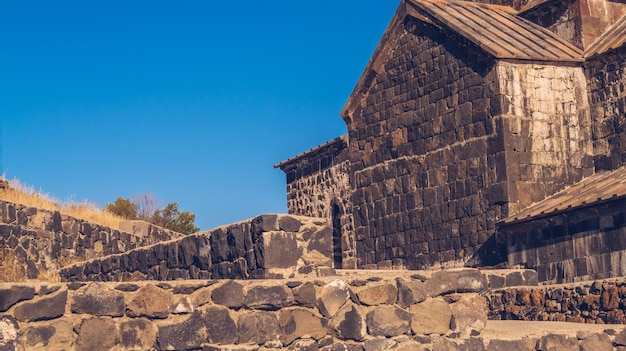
276 0 626 283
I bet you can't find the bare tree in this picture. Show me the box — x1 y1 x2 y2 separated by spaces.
134 192 161 221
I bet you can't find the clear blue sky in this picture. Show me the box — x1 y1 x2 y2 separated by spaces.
1 1 398 230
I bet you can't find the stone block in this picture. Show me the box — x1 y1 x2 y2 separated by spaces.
18 319 74 351
252 215 279 235
579 333 611 351
120 318 157 351
537 334 578 351
410 297 452 335
366 306 412 337
317 280 351 318
75 317 119 351
278 307 326 345
329 303 366 342
450 295 488 336
397 277 428 307
293 282 316 308
212 280 244 308
245 285 294 310
14 290 67 322
238 311 280 345
356 281 398 306
486 339 531 351
426 269 487 297
158 312 207 350
70 283 124 317
126 284 173 318
0 285 35 312
262 231 298 269
279 216 302 232
201 306 238 344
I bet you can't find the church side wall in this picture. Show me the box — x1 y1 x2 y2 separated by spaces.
494 61 594 216
586 47 626 171
348 18 507 270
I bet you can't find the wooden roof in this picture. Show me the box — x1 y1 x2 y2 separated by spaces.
501 167 626 225
584 15 626 58
408 0 583 62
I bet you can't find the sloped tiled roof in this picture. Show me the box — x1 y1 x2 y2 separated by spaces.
407 0 583 62
501 167 626 225
584 15 626 58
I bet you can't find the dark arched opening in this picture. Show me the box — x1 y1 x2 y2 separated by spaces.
332 202 343 269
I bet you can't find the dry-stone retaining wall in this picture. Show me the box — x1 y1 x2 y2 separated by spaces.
0 268 584 351
0 201 183 279
60 215 333 282
487 277 626 324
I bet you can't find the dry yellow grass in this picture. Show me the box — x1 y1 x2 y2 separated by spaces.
0 246 25 282
0 177 124 230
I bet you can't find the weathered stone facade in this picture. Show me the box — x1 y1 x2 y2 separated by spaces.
586 46 626 171
275 136 356 269
347 17 504 270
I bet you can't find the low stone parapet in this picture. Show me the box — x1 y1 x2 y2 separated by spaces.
0 200 184 279
60 214 333 281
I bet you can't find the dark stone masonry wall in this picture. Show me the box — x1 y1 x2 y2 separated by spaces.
0 201 183 279
60 215 334 282
276 136 356 269
505 198 626 284
586 46 626 171
487 277 626 325
348 17 506 270
0 269 555 351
